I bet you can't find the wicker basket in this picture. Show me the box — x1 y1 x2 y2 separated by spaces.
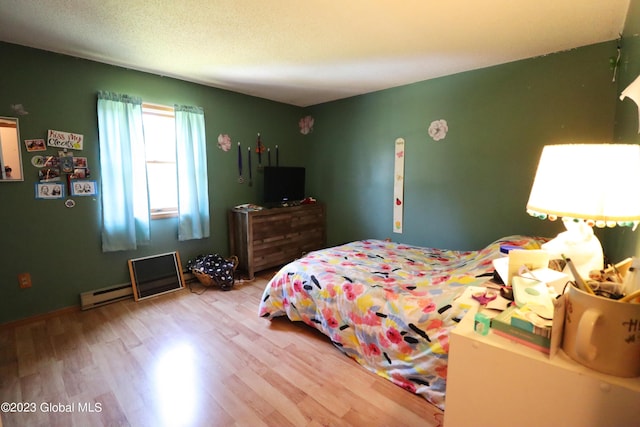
192 255 238 290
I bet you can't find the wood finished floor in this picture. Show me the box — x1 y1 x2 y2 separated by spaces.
0 271 443 427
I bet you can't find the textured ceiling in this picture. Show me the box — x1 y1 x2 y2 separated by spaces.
0 0 631 106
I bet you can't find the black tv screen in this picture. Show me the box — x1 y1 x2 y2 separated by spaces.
128 251 185 301
263 166 305 204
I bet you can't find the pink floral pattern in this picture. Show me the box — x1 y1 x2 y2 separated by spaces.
259 235 546 410
428 119 448 141
217 133 232 151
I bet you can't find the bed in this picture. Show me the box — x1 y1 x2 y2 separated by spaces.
258 235 546 410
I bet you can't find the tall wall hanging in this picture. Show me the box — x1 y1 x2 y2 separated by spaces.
256 133 265 168
237 141 244 183
247 146 252 187
393 137 405 234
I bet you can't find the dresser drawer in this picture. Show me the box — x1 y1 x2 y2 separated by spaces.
229 204 326 279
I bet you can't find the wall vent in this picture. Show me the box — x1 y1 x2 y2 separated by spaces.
80 283 133 310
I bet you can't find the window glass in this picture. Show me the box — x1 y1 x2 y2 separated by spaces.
142 104 178 217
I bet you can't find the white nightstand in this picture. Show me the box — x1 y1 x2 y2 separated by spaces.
444 308 640 427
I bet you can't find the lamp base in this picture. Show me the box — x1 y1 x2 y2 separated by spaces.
541 219 604 279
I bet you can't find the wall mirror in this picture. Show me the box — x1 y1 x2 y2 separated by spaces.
0 116 23 181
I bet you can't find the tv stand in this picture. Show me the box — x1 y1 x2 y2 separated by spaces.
228 203 326 279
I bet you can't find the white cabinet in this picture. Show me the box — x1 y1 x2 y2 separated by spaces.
444 310 640 427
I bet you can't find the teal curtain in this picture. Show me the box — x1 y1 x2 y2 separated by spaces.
97 92 150 252
175 105 210 240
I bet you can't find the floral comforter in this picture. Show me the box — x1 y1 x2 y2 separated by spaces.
258 235 544 410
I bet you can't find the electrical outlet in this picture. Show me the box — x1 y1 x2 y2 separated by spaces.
18 273 32 289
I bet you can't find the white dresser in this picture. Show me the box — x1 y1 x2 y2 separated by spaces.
444 309 640 427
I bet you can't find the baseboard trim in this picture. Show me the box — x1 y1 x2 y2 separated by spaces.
1 271 197 329
0 305 79 330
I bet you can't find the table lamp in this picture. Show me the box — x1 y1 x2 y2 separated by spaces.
526 144 640 278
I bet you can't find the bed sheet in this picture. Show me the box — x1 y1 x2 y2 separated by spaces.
258 235 545 410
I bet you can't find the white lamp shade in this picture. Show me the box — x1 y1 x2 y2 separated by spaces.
526 144 640 224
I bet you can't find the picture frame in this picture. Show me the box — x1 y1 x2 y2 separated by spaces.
38 167 60 182
73 157 88 168
43 156 59 168
70 179 97 196
35 182 64 199
71 168 89 179
31 155 45 168
60 156 74 173
25 139 47 152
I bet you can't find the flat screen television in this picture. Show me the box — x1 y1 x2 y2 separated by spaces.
263 166 305 205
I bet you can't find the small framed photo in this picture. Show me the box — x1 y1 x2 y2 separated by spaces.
43 156 59 168
71 168 90 179
71 180 97 196
73 157 88 168
35 182 64 199
39 167 61 182
25 139 47 152
59 156 74 173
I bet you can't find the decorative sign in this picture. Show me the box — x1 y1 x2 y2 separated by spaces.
47 129 84 150
393 138 405 234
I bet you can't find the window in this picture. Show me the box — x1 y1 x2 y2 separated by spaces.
142 103 178 218
98 91 209 251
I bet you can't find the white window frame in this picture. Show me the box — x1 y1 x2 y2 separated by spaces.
142 103 178 219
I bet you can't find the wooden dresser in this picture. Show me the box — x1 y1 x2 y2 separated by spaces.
228 203 326 279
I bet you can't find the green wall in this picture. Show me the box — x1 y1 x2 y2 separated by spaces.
306 42 619 251
0 31 630 324
605 0 640 261
0 42 305 324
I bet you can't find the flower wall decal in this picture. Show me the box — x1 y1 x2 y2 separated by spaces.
428 119 448 141
217 134 232 151
299 115 314 135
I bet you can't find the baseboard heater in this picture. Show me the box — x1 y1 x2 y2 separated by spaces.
80 283 133 310
79 271 195 311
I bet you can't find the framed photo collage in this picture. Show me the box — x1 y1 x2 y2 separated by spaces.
28 130 97 204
